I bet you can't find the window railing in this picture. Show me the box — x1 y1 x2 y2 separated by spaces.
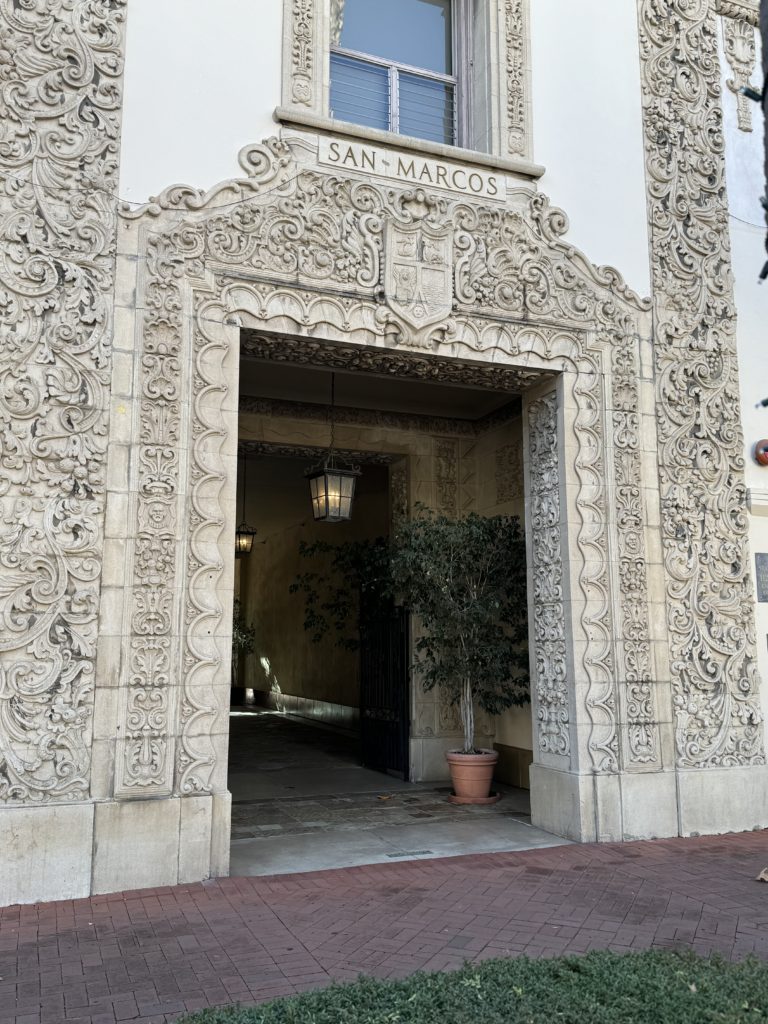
330 48 457 146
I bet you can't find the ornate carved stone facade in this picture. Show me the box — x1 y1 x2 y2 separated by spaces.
2 0 767 906
637 0 764 769
0 0 126 805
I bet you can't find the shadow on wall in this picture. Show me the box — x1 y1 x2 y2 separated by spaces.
236 455 390 727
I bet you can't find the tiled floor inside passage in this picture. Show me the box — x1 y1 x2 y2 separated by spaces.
228 710 568 876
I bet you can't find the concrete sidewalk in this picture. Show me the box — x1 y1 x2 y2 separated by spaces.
1 832 768 1024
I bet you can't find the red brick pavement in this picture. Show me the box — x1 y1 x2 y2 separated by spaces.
1 833 768 1024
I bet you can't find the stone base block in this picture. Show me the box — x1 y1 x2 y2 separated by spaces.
529 764 596 842
530 765 680 842
1 794 232 906
0 803 94 906
677 764 768 837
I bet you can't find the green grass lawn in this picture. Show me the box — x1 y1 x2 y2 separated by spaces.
178 950 768 1023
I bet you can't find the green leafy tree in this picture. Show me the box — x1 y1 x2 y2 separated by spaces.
389 509 529 754
289 537 392 651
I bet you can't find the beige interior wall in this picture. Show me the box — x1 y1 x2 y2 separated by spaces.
237 456 390 712
469 413 534 772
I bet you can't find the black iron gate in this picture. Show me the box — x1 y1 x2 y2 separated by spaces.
359 602 410 780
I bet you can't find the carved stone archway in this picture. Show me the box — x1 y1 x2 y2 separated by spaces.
86 133 685 890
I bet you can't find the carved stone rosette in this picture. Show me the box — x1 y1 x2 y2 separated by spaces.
0 0 126 804
637 0 764 767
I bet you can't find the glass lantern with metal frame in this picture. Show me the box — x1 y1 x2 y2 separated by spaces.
306 373 361 523
234 452 258 556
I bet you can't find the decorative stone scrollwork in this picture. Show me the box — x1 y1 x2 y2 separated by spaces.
128 132 660 787
495 445 523 503
0 0 126 803
716 0 759 27
505 0 528 157
721 16 759 132
528 393 569 759
291 0 315 106
610 323 659 767
115 231 186 796
638 0 764 767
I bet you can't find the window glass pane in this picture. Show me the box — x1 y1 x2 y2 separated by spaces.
336 0 452 75
399 73 455 144
330 53 390 131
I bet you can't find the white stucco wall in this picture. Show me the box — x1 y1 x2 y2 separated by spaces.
119 0 282 204
718 20 768 713
120 1 651 295
529 0 651 297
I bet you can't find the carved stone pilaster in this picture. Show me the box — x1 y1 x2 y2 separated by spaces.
0 0 126 804
528 393 570 761
722 15 759 132
504 0 529 157
610 326 659 768
114 232 185 797
637 0 764 767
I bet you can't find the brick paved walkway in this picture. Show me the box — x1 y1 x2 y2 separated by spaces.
1 832 768 1024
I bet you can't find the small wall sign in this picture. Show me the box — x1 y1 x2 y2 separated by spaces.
756 553 768 603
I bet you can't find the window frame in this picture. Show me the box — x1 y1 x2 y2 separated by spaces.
329 0 467 147
279 0 533 165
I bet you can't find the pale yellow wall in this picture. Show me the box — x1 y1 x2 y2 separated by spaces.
238 456 390 709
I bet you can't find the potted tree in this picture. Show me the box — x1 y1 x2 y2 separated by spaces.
390 509 529 803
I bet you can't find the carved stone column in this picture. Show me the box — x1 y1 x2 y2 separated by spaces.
0 0 127 906
637 0 768 833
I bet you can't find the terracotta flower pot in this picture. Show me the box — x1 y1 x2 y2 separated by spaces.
446 749 500 804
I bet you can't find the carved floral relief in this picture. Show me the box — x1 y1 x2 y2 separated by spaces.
637 0 764 766
0 0 125 803
528 393 569 759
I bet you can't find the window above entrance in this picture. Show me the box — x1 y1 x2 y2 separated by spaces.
278 0 536 169
330 0 458 146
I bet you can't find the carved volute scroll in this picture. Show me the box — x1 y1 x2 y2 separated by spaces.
637 0 765 767
0 0 126 804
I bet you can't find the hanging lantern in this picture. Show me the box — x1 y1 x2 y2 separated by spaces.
306 372 360 523
235 521 258 555
307 461 360 523
235 453 257 557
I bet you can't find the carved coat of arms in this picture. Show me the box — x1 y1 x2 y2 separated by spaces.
385 221 453 330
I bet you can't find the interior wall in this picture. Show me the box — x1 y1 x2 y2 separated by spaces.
237 457 390 724
467 414 533 787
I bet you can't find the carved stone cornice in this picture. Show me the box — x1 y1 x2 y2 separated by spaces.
716 0 759 26
238 440 394 465
240 330 548 393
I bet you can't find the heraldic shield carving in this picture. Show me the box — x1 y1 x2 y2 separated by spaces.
385 220 454 330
